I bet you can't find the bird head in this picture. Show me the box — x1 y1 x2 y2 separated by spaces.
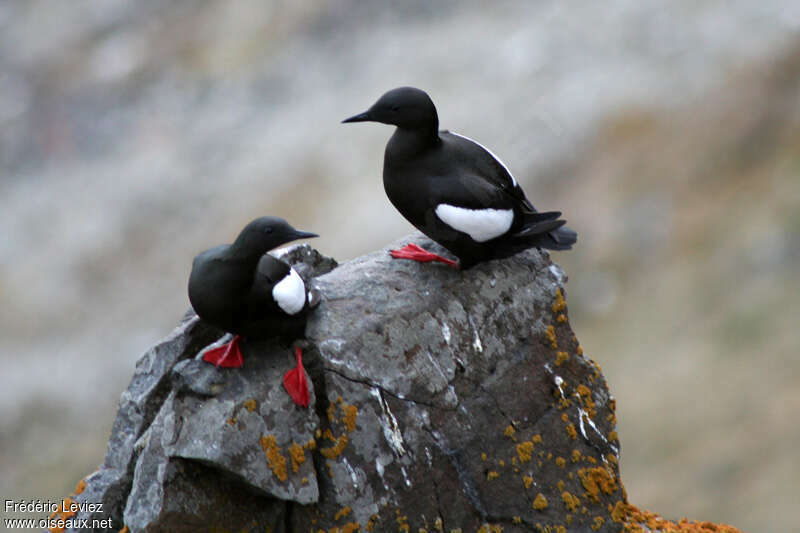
342 86 438 131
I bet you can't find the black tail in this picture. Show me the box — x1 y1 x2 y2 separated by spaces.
512 210 577 251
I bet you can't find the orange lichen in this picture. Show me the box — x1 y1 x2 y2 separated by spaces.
561 491 580 511
516 441 534 463
578 467 619 502
243 398 257 412
552 289 567 312
477 525 504 533
289 442 306 472
366 515 379 532
565 423 577 440
481 452 488 461
557 480 565 492
487 471 500 481
532 434 542 444
523 475 534 489
259 435 288 482
532 493 548 510
616 501 744 532
305 438 317 451
320 434 349 459
555 351 569 366
503 424 516 438
334 506 352 520
576 345 584 356
591 516 605 531
571 449 582 462
119 527 129 533
74 479 87 495
557 314 567 323
545 325 558 349
499 460 505 467
341 403 358 432
609 431 619 442
513 516 522 524
555 457 566 468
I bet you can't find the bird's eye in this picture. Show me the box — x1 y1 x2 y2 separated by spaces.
391 105 400 112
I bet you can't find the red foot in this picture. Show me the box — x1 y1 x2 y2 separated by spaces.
283 347 310 408
389 243 459 268
202 335 245 368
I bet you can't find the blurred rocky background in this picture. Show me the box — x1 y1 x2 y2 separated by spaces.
1 1 798 532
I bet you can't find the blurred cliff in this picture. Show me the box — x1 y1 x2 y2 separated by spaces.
1 1 798 532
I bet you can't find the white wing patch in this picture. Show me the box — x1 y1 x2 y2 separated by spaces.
450 131 517 187
272 267 306 315
435 204 513 242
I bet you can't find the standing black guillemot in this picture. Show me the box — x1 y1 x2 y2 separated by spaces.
188 216 318 407
343 86 576 269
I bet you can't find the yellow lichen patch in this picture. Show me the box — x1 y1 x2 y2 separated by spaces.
523 475 534 489
119 527 129 533
555 351 569 366
532 493 548 510
243 398 257 412
609 430 619 442
260 435 288 482
334 506 352 520
477 525 504 533
552 289 566 313
289 443 306 473
396 512 410 533
611 501 626 523
532 434 542 445
606 454 618 465
226 417 237 426
503 424 516 438
433 517 443 531
571 449 582 462
578 467 619 502
555 457 566 468
513 516 522 524
545 325 558 349
591 517 604 531
486 471 499 481
301 477 308 485
565 423 577 440
561 491 580 511
366 515 379 532
320 434 349 459
341 403 358 432
74 479 87 495
560 412 569 422
516 441 534 463
576 345 584 356
576 384 591 398
305 438 317 451
557 314 567 323
557 480 565 491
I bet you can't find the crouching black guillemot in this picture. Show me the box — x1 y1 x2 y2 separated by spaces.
188 216 318 407
343 86 577 269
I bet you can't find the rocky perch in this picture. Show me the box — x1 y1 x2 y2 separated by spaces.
56 235 743 533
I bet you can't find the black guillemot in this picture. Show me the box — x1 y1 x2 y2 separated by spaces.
188 216 318 407
343 86 576 269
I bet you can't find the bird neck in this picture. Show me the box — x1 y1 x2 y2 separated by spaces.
386 126 441 159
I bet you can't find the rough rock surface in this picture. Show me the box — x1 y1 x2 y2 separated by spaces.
58 235 682 532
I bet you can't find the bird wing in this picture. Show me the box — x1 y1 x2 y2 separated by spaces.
442 131 536 211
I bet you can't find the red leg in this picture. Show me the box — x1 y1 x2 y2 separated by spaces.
202 335 245 368
283 347 310 408
389 243 459 268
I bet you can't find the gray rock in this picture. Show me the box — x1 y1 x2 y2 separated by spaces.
60 236 624 532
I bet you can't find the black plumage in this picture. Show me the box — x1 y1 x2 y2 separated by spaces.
344 86 576 269
189 216 318 338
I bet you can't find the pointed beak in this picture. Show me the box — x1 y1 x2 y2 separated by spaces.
342 110 373 123
293 230 319 240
